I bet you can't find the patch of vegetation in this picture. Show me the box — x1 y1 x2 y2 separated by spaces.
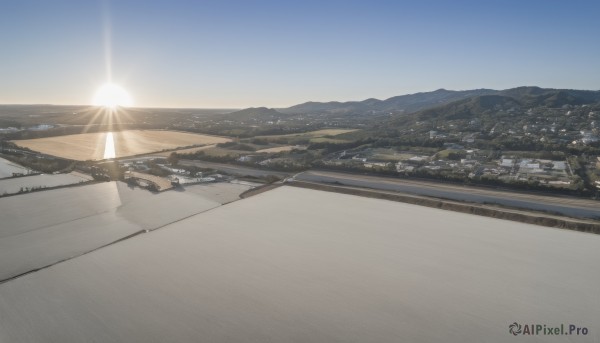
216 142 257 151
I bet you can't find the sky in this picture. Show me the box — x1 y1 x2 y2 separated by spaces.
1 0 599 108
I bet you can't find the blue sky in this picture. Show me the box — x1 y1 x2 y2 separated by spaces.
1 0 599 108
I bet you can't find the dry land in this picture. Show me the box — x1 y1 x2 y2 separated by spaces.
179 160 290 178
255 129 357 141
0 181 254 282
184 181 258 204
0 172 92 195
11 130 232 160
154 144 217 157
0 186 598 342
255 145 307 153
0 157 30 178
369 148 420 161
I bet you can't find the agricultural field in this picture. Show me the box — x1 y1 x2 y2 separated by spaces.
200 147 248 158
0 180 254 281
0 157 31 178
255 145 307 153
346 148 421 162
255 128 358 143
11 130 232 161
0 172 92 195
155 144 217 157
168 143 307 158
373 151 421 162
184 181 258 204
0 186 598 342
306 137 349 144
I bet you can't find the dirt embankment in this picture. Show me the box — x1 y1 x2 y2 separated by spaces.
289 181 600 234
239 183 282 199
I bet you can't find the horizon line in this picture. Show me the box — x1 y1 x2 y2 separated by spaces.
2 85 599 110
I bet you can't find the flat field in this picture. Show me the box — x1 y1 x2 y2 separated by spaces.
255 145 307 153
0 181 253 281
155 144 217 156
0 186 598 342
0 157 30 178
0 172 92 195
368 148 419 161
11 130 232 160
255 128 357 142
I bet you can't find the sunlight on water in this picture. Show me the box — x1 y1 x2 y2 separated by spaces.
103 132 116 159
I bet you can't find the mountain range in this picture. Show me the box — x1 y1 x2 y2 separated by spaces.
280 88 496 115
225 86 600 120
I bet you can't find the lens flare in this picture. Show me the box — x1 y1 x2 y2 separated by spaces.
93 83 133 109
103 132 116 159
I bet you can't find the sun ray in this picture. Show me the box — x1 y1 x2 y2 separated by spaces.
103 132 116 159
81 106 107 134
102 1 112 83
92 83 133 109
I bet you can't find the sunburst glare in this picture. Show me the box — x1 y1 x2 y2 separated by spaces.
92 83 133 109
103 132 116 159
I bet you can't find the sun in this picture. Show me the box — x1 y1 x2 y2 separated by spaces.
92 83 133 109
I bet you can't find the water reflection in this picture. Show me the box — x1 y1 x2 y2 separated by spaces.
103 132 116 159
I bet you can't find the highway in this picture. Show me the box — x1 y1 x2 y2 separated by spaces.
294 170 600 220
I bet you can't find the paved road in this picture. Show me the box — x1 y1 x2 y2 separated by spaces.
295 170 600 220
179 160 290 178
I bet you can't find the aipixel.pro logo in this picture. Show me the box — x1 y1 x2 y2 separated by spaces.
509 322 589 336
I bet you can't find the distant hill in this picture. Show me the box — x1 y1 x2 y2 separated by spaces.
277 87 600 118
416 95 521 121
385 87 600 128
280 89 498 115
220 107 287 121
499 86 600 107
373 88 498 113
281 101 371 115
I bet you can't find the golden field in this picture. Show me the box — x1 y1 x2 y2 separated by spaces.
12 130 231 161
255 145 307 153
